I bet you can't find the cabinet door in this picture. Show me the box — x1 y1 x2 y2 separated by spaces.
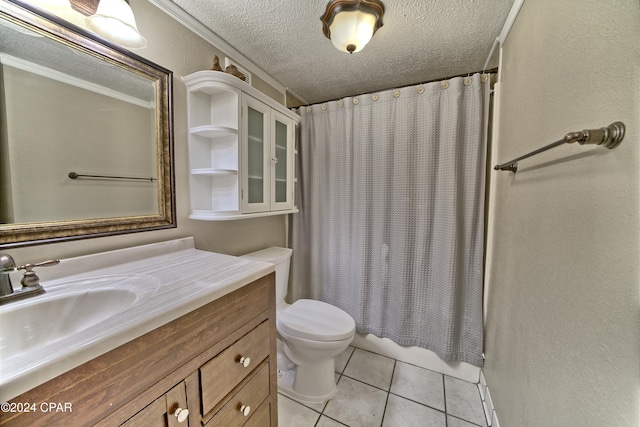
121 382 190 427
241 95 271 213
270 110 294 211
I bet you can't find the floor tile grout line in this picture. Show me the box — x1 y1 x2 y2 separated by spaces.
388 356 456 379
339 346 356 374
340 373 392 393
351 346 396 363
387 391 447 416
319 413 350 427
331 373 452 419
312 408 351 427
279 392 325 419
312 409 321 427
388 359 397 391
442 377 487 427
378 360 397 427
447 414 486 427
443 372 448 426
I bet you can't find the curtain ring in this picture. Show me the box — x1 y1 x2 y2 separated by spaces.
353 98 359 105
338 100 344 107
321 104 327 110
306 107 312 113
393 90 401 98
464 77 472 86
441 81 449 89
417 86 425 94
372 94 379 101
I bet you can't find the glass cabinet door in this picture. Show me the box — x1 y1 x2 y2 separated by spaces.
271 111 294 210
241 95 270 213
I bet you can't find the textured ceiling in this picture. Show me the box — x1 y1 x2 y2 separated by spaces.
169 0 515 104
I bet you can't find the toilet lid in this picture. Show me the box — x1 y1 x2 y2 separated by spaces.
278 299 355 342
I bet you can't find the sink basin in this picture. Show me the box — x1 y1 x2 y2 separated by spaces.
0 288 137 360
0 274 159 361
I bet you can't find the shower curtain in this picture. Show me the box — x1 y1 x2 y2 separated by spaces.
290 73 490 366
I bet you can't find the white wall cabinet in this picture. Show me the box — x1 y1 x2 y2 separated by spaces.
183 71 299 220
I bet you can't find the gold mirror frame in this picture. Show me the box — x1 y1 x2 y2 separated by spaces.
0 1 176 248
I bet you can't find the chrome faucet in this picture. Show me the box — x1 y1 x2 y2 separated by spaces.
0 254 17 297
0 254 60 305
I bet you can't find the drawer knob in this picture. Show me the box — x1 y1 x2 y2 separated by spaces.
239 356 251 368
174 407 189 423
240 404 251 417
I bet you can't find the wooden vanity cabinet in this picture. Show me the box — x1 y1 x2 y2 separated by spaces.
120 382 189 427
0 273 278 427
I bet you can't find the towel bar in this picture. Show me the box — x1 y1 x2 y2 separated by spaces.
494 122 625 173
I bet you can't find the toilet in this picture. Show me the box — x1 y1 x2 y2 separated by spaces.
242 247 355 404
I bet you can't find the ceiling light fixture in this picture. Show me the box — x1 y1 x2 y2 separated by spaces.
320 0 385 54
85 0 147 49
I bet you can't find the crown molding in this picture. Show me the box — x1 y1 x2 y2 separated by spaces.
483 0 525 71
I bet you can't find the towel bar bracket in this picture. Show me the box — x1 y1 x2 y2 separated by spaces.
567 121 625 149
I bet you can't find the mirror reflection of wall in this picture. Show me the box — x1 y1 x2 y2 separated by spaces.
0 9 161 225
0 1 175 247
1 65 157 223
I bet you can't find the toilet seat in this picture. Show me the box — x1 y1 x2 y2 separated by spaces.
278 299 355 342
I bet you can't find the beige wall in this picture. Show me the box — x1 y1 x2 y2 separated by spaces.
286 91 305 109
7 1 287 262
484 1 639 426
4 68 157 222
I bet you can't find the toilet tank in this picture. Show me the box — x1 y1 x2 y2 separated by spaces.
241 247 292 305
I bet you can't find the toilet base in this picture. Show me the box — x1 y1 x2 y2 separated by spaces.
276 339 338 404
277 367 337 404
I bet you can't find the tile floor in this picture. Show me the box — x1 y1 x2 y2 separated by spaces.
278 346 487 427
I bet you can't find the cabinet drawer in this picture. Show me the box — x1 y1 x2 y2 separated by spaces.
205 362 270 427
243 400 271 427
120 381 188 427
200 321 270 415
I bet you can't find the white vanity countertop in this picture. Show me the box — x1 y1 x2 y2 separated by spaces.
0 237 274 402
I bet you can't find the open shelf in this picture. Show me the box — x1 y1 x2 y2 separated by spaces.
191 168 238 175
190 125 237 138
189 207 299 221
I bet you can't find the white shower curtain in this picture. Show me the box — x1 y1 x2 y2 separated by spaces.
290 73 490 366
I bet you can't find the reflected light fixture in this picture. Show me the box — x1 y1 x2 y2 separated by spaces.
320 0 384 54
86 0 147 49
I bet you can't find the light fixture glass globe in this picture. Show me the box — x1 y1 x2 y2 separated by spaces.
86 0 147 49
329 10 377 53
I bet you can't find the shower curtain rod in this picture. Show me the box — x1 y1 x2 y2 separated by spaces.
297 68 498 108
494 122 626 173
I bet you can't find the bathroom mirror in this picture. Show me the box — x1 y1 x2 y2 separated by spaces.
0 1 175 248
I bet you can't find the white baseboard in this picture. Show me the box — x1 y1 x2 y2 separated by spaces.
479 371 501 427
